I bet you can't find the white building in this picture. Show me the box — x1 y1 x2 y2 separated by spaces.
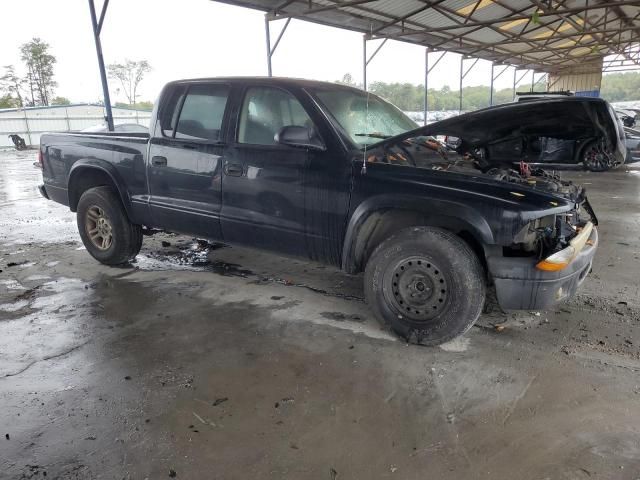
0 103 152 147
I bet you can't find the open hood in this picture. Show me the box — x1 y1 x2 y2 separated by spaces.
379 97 625 163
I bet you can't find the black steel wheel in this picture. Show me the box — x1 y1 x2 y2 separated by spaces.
364 227 485 346
386 256 449 323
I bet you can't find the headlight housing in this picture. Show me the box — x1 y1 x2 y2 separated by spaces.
536 222 594 271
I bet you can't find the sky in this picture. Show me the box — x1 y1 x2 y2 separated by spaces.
2 0 532 104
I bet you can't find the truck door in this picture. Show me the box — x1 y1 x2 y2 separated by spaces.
147 82 230 239
221 85 349 261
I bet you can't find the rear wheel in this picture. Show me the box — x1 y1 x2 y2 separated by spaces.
76 186 142 265
364 227 485 346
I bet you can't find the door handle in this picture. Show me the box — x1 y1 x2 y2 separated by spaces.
151 156 167 166
224 163 244 177
182 144 198 150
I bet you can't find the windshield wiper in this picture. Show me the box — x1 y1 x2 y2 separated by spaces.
355 132 392 139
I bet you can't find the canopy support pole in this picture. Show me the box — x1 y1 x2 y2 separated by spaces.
513 68 529 99
423 50 446 124
460 56 479 113
265 15 291 77
423 48 428 125
363 36 388 91
88 0 113 131
490 64 510 106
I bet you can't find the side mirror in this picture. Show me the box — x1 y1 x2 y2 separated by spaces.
275 125 326 151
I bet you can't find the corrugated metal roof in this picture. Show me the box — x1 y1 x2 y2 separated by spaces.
214 0 640 72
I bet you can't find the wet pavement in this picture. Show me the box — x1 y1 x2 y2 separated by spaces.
1 148 640 479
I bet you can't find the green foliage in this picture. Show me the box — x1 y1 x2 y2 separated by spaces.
600 72 640 103
0 94 20 108
368 81 518 111
0 65 26 107
335 71 640 113
51 96 71 105
20 38 57 106
114 100 153 111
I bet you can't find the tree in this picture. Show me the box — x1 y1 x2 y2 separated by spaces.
0 65 26 107
51 96 71 105
336 73 357 86
0 94 20 108
20 38 57 106
108 60 151 105
115 100 153 111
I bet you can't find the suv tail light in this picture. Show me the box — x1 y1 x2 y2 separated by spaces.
37 149 43 169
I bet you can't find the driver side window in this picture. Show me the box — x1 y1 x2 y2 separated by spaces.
238 87 313 146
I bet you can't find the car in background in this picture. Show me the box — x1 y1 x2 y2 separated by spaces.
81 123 149 133
615 109 637 128
510 92 625 171
515 91 574 102
624 126 640 163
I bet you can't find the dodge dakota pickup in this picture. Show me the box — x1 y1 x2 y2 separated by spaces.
38 77 618 345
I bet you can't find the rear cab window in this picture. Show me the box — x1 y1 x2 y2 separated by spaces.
158 83 230 141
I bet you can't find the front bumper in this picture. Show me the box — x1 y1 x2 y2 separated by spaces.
488 226 598 310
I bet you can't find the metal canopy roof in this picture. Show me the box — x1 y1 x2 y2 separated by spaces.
216 0 640 73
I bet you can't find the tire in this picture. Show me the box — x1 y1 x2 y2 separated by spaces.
582 141 611 172
364 227 485 346
76 186 143 265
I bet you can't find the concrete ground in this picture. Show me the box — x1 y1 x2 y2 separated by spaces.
1 149 640 480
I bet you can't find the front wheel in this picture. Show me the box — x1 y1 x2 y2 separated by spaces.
76 186 142 265
582 141 611 172
364 227 485 346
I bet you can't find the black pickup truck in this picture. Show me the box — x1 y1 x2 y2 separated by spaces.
38 77 618 345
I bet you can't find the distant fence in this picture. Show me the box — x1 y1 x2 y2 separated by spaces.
0 113 151 148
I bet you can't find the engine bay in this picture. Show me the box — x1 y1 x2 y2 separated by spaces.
365 135 598 258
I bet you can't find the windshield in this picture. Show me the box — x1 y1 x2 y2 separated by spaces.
310 86 417 148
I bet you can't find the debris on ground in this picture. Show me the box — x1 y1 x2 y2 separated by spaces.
6 261 26 267
320 311 364 322
212 397 228 406
169 469 177 477
275 397 295 408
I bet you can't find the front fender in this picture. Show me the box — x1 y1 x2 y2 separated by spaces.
341 195 495 273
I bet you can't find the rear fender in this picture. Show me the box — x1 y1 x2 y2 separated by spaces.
68 159 133 219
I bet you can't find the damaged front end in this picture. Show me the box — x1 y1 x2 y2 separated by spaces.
483 165 598 267
363 131 599 310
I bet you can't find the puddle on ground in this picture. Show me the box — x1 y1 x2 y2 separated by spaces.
134 240 254 278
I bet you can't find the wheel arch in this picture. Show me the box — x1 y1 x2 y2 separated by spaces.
68 161 133 220
341 195 494 274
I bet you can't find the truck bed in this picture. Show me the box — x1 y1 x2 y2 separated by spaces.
39 131 150 222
